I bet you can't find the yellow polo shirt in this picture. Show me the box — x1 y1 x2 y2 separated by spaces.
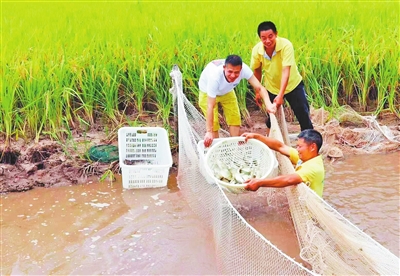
250 37 302 95
289 147 325 197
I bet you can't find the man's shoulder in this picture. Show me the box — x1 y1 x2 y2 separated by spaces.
200 61 224 83
277 36 292 43
204 60 223 74
240 63 254 79
242 62 251 70
210 59 225 66
276 37 293 51
305 155 325 170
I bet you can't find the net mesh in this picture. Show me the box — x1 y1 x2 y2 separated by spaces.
86 145 119 163
312 105 400 157
169 65 399 275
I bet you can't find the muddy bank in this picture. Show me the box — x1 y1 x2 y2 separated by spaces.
1 107 399 194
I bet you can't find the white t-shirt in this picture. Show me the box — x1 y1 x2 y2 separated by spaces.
198 59 253 98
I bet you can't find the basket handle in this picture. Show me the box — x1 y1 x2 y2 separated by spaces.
213 136 247 145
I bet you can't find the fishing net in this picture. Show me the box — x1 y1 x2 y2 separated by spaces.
169 65 399 275
312 105 400 157
86 145 119 163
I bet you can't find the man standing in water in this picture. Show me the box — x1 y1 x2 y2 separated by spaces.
241 129 325 197
199 54 276 147
250 21 313 134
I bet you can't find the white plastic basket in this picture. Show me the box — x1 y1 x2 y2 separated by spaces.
197 138 224 162
204 137 277 193
197 138 226 183
118 127 172 189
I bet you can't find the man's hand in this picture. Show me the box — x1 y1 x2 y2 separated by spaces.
203 131 214 147
244 178 260 191
241 132 258 142
255 91 263 107
273 95 284 108
266 102 277 114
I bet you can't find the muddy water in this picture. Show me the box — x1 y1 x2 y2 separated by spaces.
1 174 218 275
1 152 399 275
323 151 400 257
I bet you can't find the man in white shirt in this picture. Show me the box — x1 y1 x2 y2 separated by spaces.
199 55 276 147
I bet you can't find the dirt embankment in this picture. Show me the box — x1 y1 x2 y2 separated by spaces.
1 107 399 194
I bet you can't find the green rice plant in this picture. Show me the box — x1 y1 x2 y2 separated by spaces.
301 54 328 109
340 51 357 104
235 81 251 122
347 47 367 111
97 70 120 125
124 117 145 127
380 39 400 117
361 55 372 110
305 75 326 110
62 87 90 129
369 38 399 116
75 64 100 126
385 57 400 116
151 64 174 125
2 1 399 143
39 65 71 140
0 68 20 146
120 66 145 115
325 58 342 108
15 59 48 142
100 169 116 183
372 69 390 116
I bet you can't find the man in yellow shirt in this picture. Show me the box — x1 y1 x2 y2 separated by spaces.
250 21 313 134
241 129 325 197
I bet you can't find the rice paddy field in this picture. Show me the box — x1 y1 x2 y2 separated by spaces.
1 0 399 144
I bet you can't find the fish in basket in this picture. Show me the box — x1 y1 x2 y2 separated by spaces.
204 137 277 193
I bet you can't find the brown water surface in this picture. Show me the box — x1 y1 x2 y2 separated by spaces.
1 174 218 275
1 152 399 275
323 151 400 257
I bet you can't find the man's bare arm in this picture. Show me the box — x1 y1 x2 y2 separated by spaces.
241 132 291 157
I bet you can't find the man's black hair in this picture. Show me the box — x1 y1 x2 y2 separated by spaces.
225 55 243 67
257 21 277 37
298 129 323 152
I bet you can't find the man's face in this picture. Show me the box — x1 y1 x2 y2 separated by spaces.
223 64 242 83
259 29 277 51
296 138 315 161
